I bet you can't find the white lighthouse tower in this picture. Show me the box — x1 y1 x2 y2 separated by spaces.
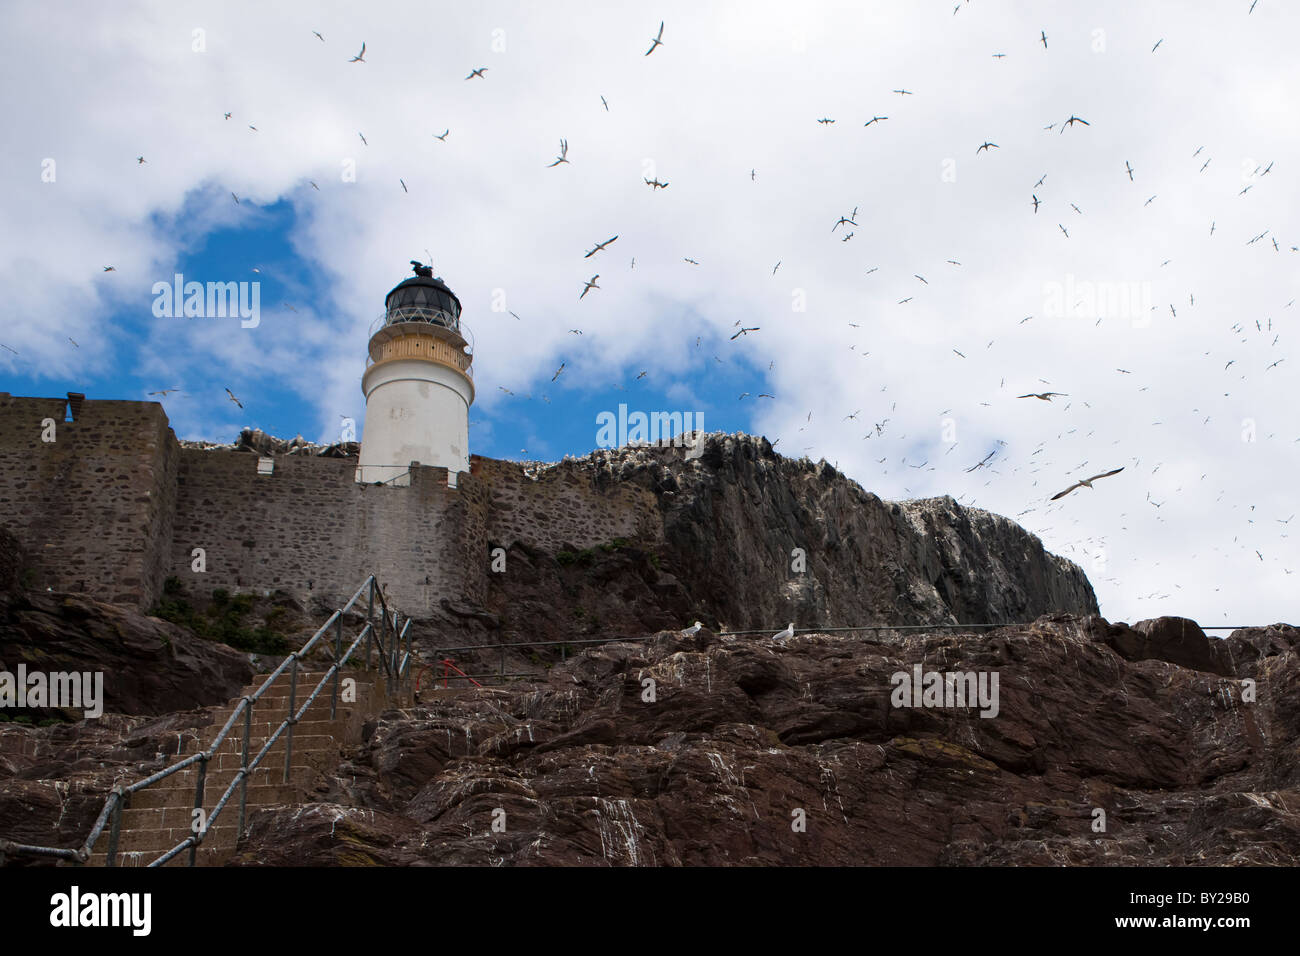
356 263 474 485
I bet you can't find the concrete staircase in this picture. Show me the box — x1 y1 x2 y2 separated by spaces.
88 667 409 867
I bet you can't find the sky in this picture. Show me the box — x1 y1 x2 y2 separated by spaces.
1 0 1296 627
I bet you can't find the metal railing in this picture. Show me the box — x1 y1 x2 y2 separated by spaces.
369 306 461 336
0 575 415 868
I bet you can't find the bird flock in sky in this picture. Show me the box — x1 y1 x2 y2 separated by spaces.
11 5 1290 619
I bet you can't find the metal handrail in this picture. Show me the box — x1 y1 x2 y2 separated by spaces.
0 574 408 868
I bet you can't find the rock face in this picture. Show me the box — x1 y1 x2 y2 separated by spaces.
0 710 219 855
0 590 253 720
452 435 1098 655
223 616 1299 866
179 428 357 458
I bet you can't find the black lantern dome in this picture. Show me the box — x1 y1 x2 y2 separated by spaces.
383 274 462 332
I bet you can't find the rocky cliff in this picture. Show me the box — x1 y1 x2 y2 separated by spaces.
228 616 1299 866
459 434 1097 653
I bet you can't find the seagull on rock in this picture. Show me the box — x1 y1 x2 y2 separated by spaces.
773 623 795 643
681 621 702 636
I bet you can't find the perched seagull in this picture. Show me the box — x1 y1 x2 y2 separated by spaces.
773 623 795 642
584 235 618 257
434 129 449 141
1018 392 1067 401
645 21 664 56
224 388 243 409
1050 467 1124 501
466 67 488 80
644 177 669 189
579 275 599 299
551 363 566 382
349 42 366 63
681 621 702 636
548 139 570 167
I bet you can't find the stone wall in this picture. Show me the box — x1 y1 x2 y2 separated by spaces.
470 456 663 554
0 395 176 606
169 451 477 616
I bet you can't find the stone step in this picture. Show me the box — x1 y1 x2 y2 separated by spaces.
126 769 315 808
206 732 340 760
88 845 231 868
95 824 243 855
128 782 302 811
211 695 371 721
204 719 347 751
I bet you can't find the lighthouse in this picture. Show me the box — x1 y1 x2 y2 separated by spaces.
356 263 474 485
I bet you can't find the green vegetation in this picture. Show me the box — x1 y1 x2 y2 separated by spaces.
557 549 597 566
150 586 290 656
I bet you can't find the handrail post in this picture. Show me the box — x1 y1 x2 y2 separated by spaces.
190 756 208 867
331 612 343 720
105 790 124 867
285 656 298 784
239 698 253 833
379 603 389 694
